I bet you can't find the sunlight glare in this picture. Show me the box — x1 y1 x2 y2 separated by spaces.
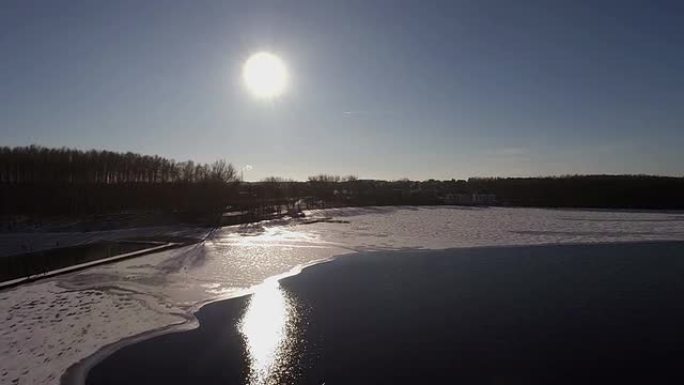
238 278 298 384
243 52 288 99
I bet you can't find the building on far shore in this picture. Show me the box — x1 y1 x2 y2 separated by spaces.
442 193 497 206
472 193 497 205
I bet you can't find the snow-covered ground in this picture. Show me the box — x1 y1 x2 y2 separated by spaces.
2 206 684 385
0 226 209 258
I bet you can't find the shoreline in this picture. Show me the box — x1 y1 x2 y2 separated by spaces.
60 255 337 385
74 239 684 385
0 242 181 290
84 241 684 384
4 205 684 385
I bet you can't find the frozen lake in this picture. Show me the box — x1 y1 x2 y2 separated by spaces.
88 242 684 385
2 206 684 384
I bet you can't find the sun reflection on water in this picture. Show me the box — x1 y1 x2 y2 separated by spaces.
239 278 299 385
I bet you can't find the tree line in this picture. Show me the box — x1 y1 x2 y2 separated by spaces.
254 174 684 209
0 146 239 219
0 146 237 184
2 146 683 222
467 175 684 209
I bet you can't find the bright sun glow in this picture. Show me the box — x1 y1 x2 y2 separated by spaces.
243 52 288 99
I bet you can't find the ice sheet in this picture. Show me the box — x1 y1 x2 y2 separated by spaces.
2 207 684 385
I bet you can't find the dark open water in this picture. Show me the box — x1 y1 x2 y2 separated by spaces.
86 241 684 384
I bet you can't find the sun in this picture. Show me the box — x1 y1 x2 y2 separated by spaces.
242 52 288 99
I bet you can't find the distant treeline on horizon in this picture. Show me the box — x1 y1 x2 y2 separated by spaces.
0 145 238 184
1 145 683 219
0 146 240 219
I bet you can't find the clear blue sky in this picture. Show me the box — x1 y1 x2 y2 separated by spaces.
2 0 683 181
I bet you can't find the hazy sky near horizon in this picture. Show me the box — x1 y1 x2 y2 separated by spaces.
2 0 683 181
